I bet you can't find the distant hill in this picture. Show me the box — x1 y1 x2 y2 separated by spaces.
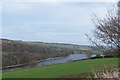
1 38 93 67
1 38 92 53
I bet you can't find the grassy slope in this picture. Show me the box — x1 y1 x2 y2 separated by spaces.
3 58 118 78
17 41 102 54
2 39 92 55
21 41 92 51
18 41 102 54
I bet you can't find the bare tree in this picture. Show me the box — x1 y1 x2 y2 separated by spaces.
93 13 120 49
86 2 120 56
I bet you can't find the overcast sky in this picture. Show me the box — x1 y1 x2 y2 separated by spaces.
2 1 117 45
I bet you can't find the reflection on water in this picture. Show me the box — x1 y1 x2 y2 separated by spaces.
37 54 96 66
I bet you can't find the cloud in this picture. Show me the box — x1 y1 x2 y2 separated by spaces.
2 0 118 2
2 2 115 45
2 3 34 14
0 2 2 37
3 2 112 33
35 33 88 45
2 2 115 18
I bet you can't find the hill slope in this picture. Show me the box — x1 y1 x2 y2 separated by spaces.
1 38 92 67
3 58 118 78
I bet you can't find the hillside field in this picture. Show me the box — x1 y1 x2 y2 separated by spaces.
2 58 118 78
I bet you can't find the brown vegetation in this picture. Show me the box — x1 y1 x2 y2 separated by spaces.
93 68 119 78
1 39 80 67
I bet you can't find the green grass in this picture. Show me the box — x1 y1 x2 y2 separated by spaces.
21 41 92 51
2 58 118 78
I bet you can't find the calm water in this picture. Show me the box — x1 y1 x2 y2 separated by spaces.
3 53 96 71
37 53 96 66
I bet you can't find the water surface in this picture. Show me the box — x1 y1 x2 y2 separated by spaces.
3 53 96 71
37 53 96 66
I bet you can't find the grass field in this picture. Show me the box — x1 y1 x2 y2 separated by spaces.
2 58 118 78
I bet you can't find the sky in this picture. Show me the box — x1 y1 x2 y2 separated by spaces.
1 0 117 45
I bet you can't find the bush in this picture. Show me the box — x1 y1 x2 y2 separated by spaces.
95 54 101 58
